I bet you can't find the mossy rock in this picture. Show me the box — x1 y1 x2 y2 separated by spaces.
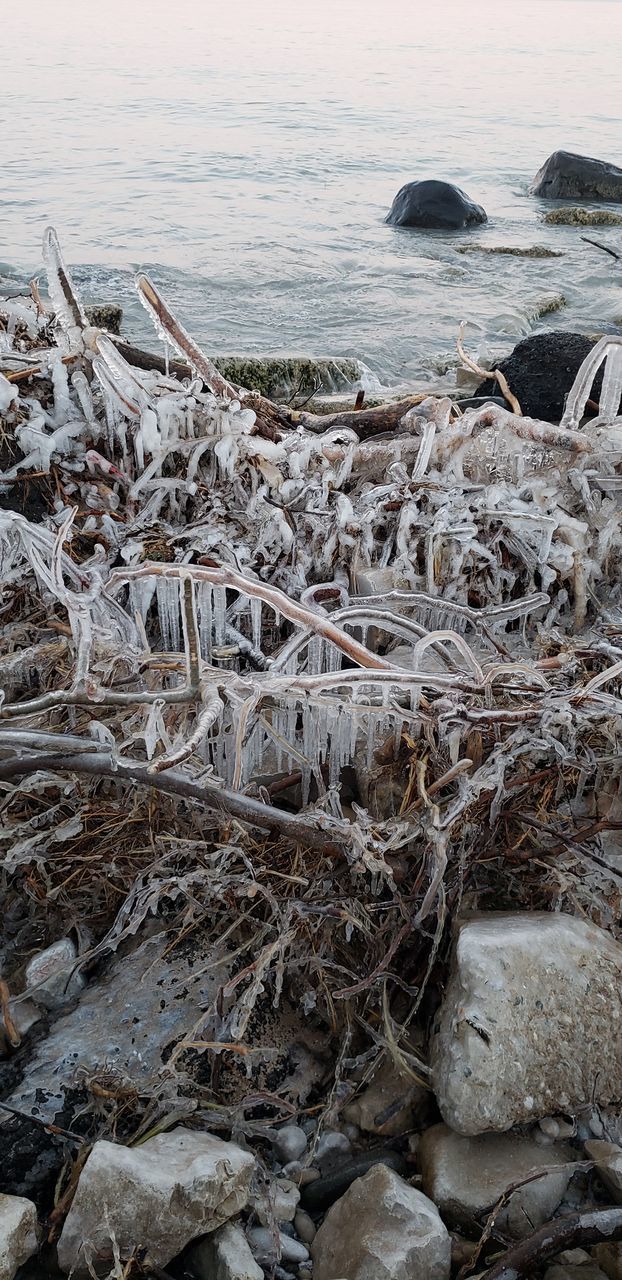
543 206 622 226
85 303 123 334
216 355 363 402
456 244 563 258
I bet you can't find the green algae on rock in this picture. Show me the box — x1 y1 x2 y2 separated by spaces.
543 207 622 226
85 303 123 334
216 355 364 401
455 244 563 258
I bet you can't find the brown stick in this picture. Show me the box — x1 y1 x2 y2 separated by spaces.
0 751 349 852
477 1208 622 1280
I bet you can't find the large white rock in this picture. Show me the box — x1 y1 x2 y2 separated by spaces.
418 1124 573 1239
431 913 622 1134
57 1129 254 1275
188 1222 263 1280
311 1162 451 1280
0 1194 38 1280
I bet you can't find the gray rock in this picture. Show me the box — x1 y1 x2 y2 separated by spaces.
344 1058 432 1137
593 1243 622 1280
0 1194 38 1280
25 937 85 1010
272 1124 308 1164
249 1177 300 1224
386 179 487 230
57 1129 254 1275
530 151 622 201
585 1140 622 1202
545 1266 610 1280
311 1163 451 1280
188 1222 263 1280
314 1130 352 1169
418 1124 573 1239
301 1148 408 1213
247 1227 309 1265
431 912 622 1134
294 1210 317 1245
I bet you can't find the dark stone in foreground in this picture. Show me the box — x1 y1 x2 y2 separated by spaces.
386 180 487 230
301 1148 407 1213
530 151 622 201
476 331 599 423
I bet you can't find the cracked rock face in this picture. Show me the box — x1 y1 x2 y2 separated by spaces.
311 1162 451 1280
57 1129 254 1275
430 913 622 1135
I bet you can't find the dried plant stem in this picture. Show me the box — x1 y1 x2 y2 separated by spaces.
457 321 522 415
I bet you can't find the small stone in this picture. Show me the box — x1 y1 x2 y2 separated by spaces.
431 913 622 1134
85 304 123 335
272 1125 307 1164
188 1222 263 1280
281 1160 303 1179
294 1210 317 1245
544 1265 609 1280
25 938 85 1010
0 1194 38 1280
247 1227 309 1265
585 1141 622 1203
57 1129 254 1274
298 1167 320 1187
314 1131 351 1169
311 1163 451 1280
344 1059 432 1137
249 1177 300 1224
418 1125 572 1239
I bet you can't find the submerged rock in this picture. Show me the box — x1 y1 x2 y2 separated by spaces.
0 1194 38 1280
530 151 622 201
456 243 563 257
476 331 598 422
311 1163 451 1280
543 207 622 227
418 1124 573 1238
431 913 622 1135
386 180 487 230
217 354 363 402
57 1129 254 1275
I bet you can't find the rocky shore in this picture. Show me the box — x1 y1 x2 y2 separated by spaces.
0 175 622 1280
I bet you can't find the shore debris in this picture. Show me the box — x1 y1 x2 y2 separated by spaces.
3 227 622 1278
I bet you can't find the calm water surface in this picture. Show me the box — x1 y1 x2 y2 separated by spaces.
1 0 621 385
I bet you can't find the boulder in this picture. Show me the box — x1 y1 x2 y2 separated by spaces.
57 1129 254 1275
386 180 487 230
476 332 599 422
0 1195 38 1280
343 1057 432 1137
418 1124 573 1239
585 1141 622 1203
188 1222 263 1280
530 152 622 201
430 912 622 1135
311 1163 451 1280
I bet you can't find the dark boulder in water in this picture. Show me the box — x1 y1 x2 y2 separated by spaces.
476 331 600 423
386 180 487 230
530 151 622 201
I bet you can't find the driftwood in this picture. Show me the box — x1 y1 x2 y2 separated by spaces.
478 1208 622 1280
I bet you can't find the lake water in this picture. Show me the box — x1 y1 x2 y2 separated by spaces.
1 0 621 387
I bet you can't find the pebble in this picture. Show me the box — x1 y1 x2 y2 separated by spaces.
272 1126 308 1164
298 1167 320 1187
314 1131 351 1170
294 1210 317 1245
247 1227 310 1266
281 1161 303 1179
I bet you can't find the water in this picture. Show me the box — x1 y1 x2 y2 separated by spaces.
1 0 621 386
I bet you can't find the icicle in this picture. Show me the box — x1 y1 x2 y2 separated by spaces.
198 582 213 660
213 585 227 645
251 596 262 650
156 576 181 651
